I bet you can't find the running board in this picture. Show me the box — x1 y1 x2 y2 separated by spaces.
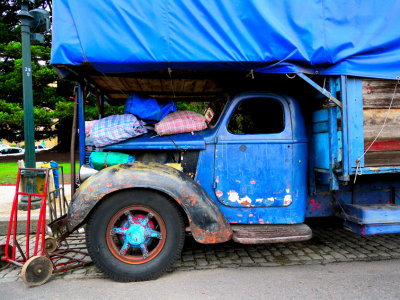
231 224 312 244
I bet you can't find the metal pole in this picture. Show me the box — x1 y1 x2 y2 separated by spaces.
78 84 86 167
18 1 41 210
70 95 78 196
19 1 36 168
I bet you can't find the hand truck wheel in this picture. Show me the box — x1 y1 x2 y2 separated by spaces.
0 244 12 271
21 256 53 287
44 237 58 253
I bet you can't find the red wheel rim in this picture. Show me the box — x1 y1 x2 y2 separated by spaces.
106 206 166 264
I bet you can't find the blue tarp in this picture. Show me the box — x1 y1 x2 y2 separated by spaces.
51 0 400 80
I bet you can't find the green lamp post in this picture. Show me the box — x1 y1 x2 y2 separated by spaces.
17 0 50 210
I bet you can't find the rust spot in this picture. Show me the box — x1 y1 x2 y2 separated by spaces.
174 197 183 205
106 183 113 187
185 194 198 207
241 200 251 206
190 224 232 244
250 180 256 185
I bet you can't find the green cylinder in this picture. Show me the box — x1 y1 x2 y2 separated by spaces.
89 152 135 171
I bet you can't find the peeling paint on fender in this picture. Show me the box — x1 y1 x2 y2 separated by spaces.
284 194 292 206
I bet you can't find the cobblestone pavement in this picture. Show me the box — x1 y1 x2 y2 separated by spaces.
1 223 400 283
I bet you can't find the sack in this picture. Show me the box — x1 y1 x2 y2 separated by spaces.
155 111 207 136
90 114 147 147
124 93 176 122
85 120 98 135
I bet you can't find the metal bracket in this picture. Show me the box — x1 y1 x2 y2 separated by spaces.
296 73 343 108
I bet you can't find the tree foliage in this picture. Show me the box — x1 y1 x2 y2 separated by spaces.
0 0 65 143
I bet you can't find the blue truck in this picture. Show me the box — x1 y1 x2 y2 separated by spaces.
51 1 400 281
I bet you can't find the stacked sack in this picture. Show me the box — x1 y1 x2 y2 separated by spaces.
89 114 147 147
85 93 208 147
155 110 207 136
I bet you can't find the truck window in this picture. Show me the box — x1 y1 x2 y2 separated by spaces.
227 97 285 134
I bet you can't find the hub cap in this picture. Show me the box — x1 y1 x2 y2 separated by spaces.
106 206 166 264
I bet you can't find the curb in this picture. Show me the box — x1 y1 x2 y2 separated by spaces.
0 219 40 235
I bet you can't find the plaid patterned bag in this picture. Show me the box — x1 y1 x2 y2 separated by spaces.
90 114 147 147
155 111 207 136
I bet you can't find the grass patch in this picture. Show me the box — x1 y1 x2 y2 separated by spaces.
0 162 18 184
0 161 79 184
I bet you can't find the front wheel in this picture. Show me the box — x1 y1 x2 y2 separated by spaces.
86 189 185 282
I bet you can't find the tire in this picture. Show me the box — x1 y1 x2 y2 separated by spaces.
86 189 185 282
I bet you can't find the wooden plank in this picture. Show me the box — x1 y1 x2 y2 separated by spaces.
107 94 128 99
136 78 151 92
90 74 224 98
146 77 162 92
183 80 197 93
174 79 185 94
363 109 400 141
362 79 400 108
123 78 141 91
193 79 208 93
364 140 400 152
151 95 217 101
159 78 185 94
203 79 222 92
118 78 134 91
364 151 400 167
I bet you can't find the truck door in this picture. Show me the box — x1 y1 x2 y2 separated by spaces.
214 95 294 208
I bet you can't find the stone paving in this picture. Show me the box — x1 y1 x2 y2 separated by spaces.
1 223 400 283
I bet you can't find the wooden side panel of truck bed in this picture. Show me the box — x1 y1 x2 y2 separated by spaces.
363 79 400 167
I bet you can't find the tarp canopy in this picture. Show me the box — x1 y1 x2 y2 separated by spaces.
51 0 400 80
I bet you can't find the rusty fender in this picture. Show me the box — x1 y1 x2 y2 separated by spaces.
68 162 232 244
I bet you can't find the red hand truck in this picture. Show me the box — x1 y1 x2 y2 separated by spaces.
0 166 91 286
